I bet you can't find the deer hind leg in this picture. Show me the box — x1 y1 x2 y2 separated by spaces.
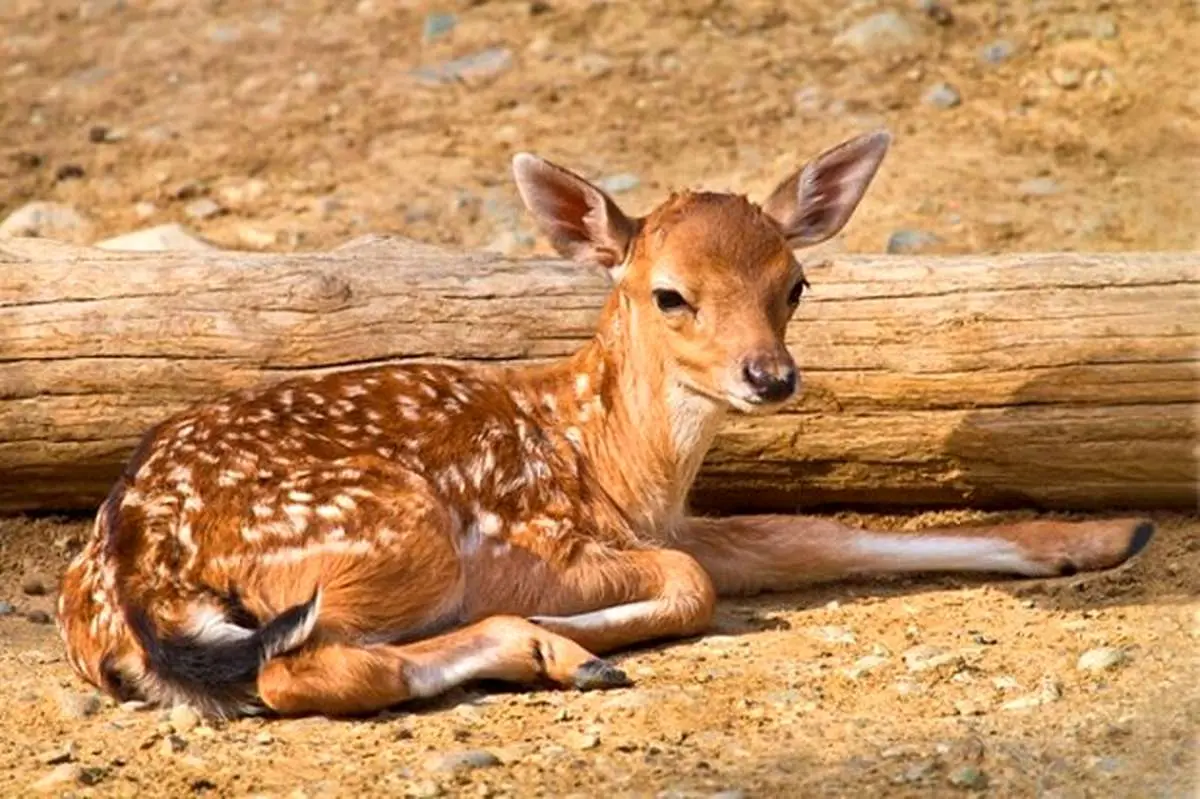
676 515 1156 597
257 615 623 716
520 548 718 655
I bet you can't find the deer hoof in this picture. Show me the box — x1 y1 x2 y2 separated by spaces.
570 659 632 691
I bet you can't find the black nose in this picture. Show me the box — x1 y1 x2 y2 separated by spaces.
742 359 797 403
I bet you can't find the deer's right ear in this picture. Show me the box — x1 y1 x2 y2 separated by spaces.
512 153 637 274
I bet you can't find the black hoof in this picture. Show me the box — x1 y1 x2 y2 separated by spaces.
1125 520 1156 561
570 659 632 691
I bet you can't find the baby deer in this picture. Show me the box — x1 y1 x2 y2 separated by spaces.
58 131 1154 717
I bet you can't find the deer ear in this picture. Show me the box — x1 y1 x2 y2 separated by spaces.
762 130 891 248
512 153 637 272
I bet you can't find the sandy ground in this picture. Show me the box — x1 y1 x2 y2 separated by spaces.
1 0 1198 796
0 511 1197 798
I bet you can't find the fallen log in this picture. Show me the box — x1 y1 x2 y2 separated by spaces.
0 236 1196 514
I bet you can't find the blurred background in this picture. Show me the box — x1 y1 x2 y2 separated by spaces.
2 0 1198 259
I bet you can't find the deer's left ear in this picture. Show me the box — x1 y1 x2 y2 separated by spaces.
761 130 891 248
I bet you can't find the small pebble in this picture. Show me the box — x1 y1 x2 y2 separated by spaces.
169 704 201 734
845 654 889 680
0 600 15 615
1050 67 1083 89
60 691 102 720
21 575 50 596
1077 647 1127 672
32 763 82 793
255 731 274 745
406 780 445 798
917 0 953 25
566 732 600 750
160 734 188 755
424 749 501 772
834 11 921 52
980 39 1015 64
184 198 224 220
595 173 640 194
886 229 940 254
808 625 856 645
55 164 86 182
1019 177 1061 197
948 765 988 789
39 743 77 765
923 82 961 109
902 645 961 673
422 12 457 42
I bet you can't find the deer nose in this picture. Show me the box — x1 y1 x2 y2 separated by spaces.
742 356 797 403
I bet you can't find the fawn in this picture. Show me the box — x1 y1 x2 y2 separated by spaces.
57 131 1154 718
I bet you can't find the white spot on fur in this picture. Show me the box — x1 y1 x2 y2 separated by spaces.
288 491 314 503
315 504 343 521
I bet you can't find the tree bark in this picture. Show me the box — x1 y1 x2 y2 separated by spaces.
1 235 1196 514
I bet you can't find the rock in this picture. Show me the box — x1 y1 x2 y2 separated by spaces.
27 610 53 625
566 731 600 750
413 48 513 86
238 226 279 249
0 202 94 243
60 691 102 720
134 201 158 220
846 654 889 679
425 749 501 772
595 173 640 194
160 734 188 755
485 230 536 256
916 0 953 26
38 742 77 765
886 229 940 254
1050 67 1083 89
980 39 1015 64
313 196 343 219
422 13 457 42
923 82 961 108
1089 17 1118 39
1019 177 1061 197
255 731 274 745
809 625 856 645
0 600 15 615
577 53 614 79
32 764 82 793
1001 676 1062 711
834 11 921 52
97 224 217 252
119 700 151 712
21 574 49 595
184 198 224 221
902 645 961 672
405 781 445 798
896 759 937 783
169 704 202 734
209 24 241 43
1077 647 1127 673
219 178 268 207
954 699 983 716
55 164 86 182
948 765 988 789
170 180 206 201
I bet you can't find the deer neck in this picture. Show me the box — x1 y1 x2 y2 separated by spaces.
519 295 728 538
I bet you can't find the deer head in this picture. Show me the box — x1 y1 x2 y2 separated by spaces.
512 131 890 415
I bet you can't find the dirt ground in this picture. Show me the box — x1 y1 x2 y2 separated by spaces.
1 0 1198 797
1 511 1197 798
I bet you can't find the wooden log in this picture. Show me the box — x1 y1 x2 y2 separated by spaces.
0 235 1196 514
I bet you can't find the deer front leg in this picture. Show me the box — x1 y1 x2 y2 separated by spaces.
523 548 718 654
676 515 1156 597
258 615 625 716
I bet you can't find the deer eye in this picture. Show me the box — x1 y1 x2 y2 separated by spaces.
652 289 692 314
787 278 809 306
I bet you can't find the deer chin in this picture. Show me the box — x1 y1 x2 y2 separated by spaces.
724 393 791 415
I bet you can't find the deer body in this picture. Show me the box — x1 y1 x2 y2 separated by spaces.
58 133 1155 717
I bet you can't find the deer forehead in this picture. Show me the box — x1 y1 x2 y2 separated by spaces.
632 191 794 288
